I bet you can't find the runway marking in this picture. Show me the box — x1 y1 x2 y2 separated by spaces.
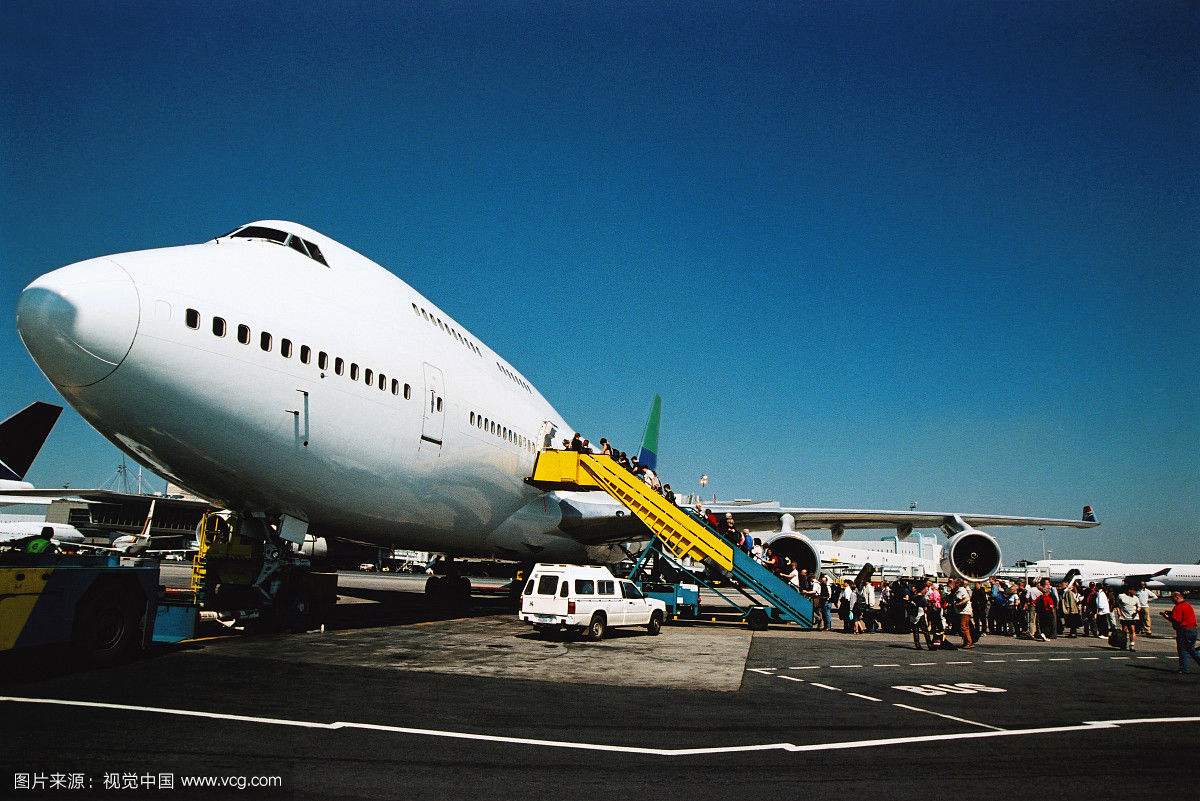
1136 656 1158 660
908 662 936 666
1016 659 1040 662
945 661 972 665
983 660 1006 663
2 697 1197 757
1048 658 1071 662
1109 656 1129 660
829 664 863 668
746 668 777 675
776 675 806 684
788 666 819 670
1079 657 1100 660
846 693 881 702
872 663 900 667
808 683 841 692
891 703 1006 732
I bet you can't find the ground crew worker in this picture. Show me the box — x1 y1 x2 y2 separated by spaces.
1137 585 1154 637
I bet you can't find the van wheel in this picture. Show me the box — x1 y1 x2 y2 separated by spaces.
586 613 606 641
647 610 664 635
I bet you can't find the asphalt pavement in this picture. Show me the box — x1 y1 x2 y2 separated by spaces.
2 582 1197 800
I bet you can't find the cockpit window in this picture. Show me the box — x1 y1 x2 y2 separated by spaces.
231 226 288 244
287 235 310 257
303 240 328 267
226 226 330 268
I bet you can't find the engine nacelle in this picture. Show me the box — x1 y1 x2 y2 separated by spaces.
940 529 1002 581
763 533 821 576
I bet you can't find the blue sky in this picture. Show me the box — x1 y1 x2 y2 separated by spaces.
2 2 1196 562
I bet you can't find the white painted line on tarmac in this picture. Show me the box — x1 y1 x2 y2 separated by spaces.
746 668 777 675
1016 658 1040 662
983 660 1006 663
1135 656 1158 660
1048 658 1071 662
830 664 863 668
846 693 882 702
945 661 972 665
909 662 936 666
777 675 806 684
873 663 900 667
1079 657 1100 660
1110 656 1129 660
809 683 841 692
788 666 820 670
892 703 1006 732
2 697 1197 758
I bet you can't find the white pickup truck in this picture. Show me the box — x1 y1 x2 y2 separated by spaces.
519 564 667 640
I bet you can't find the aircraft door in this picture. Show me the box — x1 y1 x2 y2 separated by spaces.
420 362 445 451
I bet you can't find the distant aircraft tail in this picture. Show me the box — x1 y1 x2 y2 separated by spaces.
0 402 63 481
636 395 662 471
1082 505 1097 523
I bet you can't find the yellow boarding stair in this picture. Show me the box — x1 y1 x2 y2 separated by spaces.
528 450 812 627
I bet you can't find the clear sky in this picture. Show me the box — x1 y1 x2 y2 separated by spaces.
2 2 1196 563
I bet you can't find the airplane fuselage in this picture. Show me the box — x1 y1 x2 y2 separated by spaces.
17 222 607 561
1038 559 1200 591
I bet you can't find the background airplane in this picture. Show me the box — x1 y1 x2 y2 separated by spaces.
1039 559 1200 591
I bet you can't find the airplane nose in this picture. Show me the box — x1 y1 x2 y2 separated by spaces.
16 258 140 388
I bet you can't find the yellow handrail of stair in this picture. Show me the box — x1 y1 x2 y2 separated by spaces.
530 451 734 571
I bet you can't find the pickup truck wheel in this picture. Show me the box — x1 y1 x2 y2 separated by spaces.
647 610 664 635
586 613 606 641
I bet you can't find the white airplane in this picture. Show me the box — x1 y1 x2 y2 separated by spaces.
1035 559 1200 591
15 220 1097 605
0 521 85 546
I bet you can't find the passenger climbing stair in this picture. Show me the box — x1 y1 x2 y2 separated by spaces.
528 451 812 629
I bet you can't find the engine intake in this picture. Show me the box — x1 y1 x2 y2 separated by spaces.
940 529 1002 581
763 533 820 576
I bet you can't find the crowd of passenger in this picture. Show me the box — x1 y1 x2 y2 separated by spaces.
560 433 677 502
551 434 1199 672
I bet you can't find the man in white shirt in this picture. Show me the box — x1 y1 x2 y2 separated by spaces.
1024 581 1042 639
1094 587 1112 638
1136 586 1155 637
1115 587 1143 651
952 579 975 649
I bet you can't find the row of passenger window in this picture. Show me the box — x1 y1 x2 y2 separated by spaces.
411 302 480 357
468 411 536 454
184 308 412 400
496 362 531 394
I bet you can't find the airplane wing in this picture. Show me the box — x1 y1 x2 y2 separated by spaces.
701 502 1099 533
0 487 213 509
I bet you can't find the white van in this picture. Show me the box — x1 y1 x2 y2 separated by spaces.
519 564 667 640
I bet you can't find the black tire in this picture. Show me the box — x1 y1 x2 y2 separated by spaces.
745 607 770 631
647 610 664 635
586 613 606 641
73 584 142 666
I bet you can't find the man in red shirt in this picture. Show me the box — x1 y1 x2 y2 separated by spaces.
1160 591 1199 675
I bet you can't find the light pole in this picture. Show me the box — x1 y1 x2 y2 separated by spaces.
1038 527 1048 561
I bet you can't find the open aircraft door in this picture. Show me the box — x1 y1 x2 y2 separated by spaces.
420 362 445 452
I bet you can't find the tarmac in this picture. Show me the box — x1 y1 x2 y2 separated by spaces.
2 572 1197 799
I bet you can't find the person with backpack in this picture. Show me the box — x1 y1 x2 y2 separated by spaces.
908 581 934 650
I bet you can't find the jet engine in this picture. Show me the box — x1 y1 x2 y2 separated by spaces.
939 528 1002 581
763 533 821 576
